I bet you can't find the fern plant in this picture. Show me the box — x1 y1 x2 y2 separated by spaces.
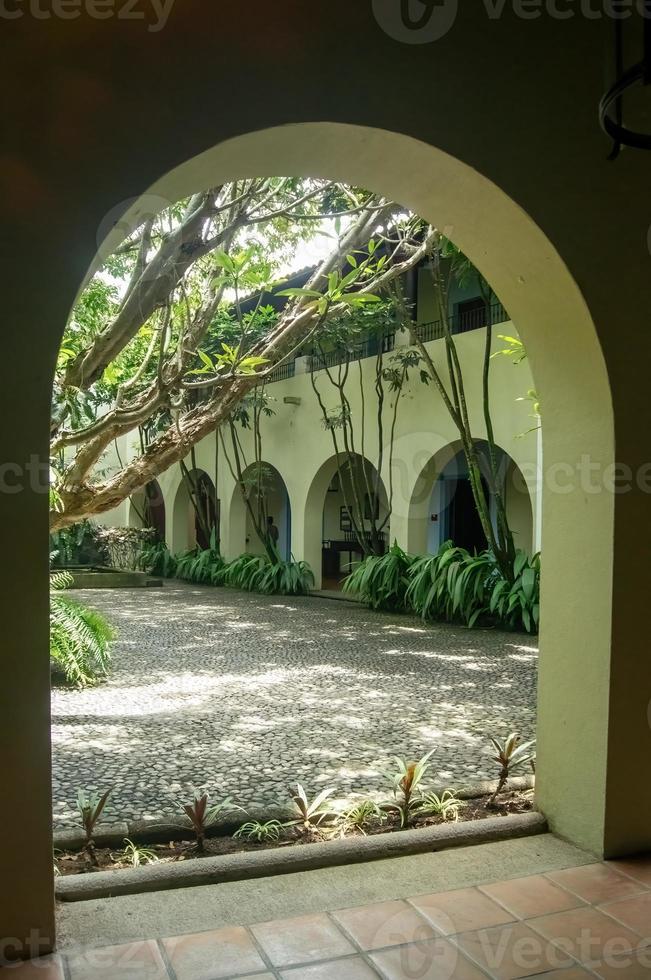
342 543 415 611
50 571 114 687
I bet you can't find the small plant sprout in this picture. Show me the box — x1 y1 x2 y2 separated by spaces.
76 788 112 865
489 733 536 803
419 790 465 822
338 798 385 835
120 838 158 868
179 791 244 852
233 820 285 843
382 751 434 828
290 784 337 831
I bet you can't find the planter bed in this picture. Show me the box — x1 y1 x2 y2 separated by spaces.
55 785 543 902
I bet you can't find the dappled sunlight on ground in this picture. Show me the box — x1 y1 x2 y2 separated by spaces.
51 584 537 827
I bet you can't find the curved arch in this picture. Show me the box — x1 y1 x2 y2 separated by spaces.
171 468 217 553
406 439 534 557
302 451 390 589
227 461 292 561
78 122 615 850
127 479 166 541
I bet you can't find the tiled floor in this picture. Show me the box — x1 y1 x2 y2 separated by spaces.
5 857 651 978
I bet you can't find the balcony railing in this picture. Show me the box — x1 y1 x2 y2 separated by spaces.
415 301 509 343
309 331 396 374
264 303 509 383
267 359 296 384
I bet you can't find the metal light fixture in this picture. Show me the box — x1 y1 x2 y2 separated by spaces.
599 7 651 159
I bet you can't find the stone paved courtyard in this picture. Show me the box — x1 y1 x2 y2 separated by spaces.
51 584 537 829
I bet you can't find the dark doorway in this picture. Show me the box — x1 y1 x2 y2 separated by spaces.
143 481 166 542
449 478 488 553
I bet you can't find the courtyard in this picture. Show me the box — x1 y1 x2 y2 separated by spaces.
51 584 537 830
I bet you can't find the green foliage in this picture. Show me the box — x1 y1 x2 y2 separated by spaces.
419 790 465 822
289 784 337 831
342 543 415 611
338 798 385 835
175 546 226 585
120 838 158 868
406 542 540 634
381 751 435 828
178 791 244 851
50 520 105 567
489 551 540 633
136 540 177 578
50 571 114 687
76 788 112 864
489 732 536 802
221 554 314 595
233 820 285 843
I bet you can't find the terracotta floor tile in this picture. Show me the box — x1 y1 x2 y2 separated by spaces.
547 865 647 905
371 937 488 980
251 913 355 968
0 957 64 978
454 921 574 979
280 956 381 978
163 925 267 979
333 900 436 951
480 875 585 919
527 907 644 964
609 859 651 889
410 887 516 936
591 947 651 978
599 892 651 939
66 939 169 980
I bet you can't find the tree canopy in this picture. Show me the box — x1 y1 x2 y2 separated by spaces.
51 177 435 530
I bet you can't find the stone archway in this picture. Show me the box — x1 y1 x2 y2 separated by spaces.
226 461 292 561
407 439 535 557
302 451 390 590
7 116 629 955
171 468 217 553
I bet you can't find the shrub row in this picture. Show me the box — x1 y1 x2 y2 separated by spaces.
343 541 540 634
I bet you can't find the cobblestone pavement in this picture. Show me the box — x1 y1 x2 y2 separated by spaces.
51 584 538 829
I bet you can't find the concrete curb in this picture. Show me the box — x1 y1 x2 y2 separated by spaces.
56 810 546 902
52 775 535 851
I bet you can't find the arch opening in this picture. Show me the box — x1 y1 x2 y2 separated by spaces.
62 122 616 856
408 440 534 557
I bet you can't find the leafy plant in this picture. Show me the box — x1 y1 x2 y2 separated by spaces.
50 571 114 687
222 555 314 595
382 750 433 828
406 542 493 627
175 544 226 585
406 542 540 634
221 554 268 590
488 551 540 634
289 784 337 831
233 820 285 843
338 798 385 835
120 838 158 868
382 751 434 828
137 540 177 578
248 558 314 595
76 788 112 865
488 733 536 803
178 791 244 851
342 543 415 611
419 790 465 822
